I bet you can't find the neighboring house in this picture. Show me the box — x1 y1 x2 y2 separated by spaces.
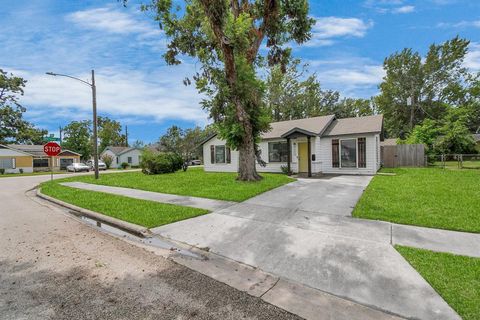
201 114 384 176
0 144 81 173
100 146 143 168
0 144 34 173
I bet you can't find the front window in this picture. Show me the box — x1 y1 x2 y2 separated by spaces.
127 156 132 164
341 139 357 168
0 158 13 169
215 145 226 163
268 142 288 162
33 158 49 168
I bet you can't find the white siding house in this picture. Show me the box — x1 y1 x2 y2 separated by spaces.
202 115 383 176
100 147 143 168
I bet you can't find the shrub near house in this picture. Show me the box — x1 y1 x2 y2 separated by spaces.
140 150 183 174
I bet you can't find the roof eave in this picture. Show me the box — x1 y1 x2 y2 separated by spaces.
280 127 318 139
323 130 383 137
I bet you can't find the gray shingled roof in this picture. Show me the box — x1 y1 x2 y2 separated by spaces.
322 115 384 137
473 134 480 142
104 146 141 155
104 146 130 155
261 115 335 139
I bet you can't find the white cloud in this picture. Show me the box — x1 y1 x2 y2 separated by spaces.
307 57 385 97
364 0 415 14
66 7 160 37
437 20 480 28
307 17 373 47
393 5 415 13
465 43 480 72
10 65 208 126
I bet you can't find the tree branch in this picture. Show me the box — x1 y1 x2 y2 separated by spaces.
246 0 277 64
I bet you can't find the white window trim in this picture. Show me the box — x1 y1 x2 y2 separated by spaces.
214 145 226 164
339 138 359 169
268 141 289 163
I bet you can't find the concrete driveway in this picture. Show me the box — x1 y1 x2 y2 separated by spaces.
153 175 459 320
245 175 372 216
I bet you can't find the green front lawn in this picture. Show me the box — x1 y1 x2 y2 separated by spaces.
41 182 209 228
396 246 480 320
58 167 294 202
353 168 480 233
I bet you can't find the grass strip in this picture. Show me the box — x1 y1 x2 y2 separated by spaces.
396 245 480 320
41 181 209 228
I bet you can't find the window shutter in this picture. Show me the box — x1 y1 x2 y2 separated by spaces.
210 145 215 164
226 147 231 164
358 138 366 168
12 158 16 169
332 139 339 168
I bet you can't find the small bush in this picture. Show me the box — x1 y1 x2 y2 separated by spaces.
140 150 183 174
0 168 5 175
19 168 24 174
101 154 113 169
120 162 129 169
280 165 292 175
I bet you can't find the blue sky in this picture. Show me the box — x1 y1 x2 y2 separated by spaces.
1 0 479 143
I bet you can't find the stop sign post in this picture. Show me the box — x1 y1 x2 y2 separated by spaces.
44 142 61 180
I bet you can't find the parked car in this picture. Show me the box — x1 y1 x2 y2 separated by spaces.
189 159 202 166
66 163 90 172
86 160 107 170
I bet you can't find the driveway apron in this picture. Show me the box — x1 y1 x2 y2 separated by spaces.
152 176 460 320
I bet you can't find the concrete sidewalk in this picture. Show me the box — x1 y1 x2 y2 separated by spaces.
61 182 236 211
153 207 461 320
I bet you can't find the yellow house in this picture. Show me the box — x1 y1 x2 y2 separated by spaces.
0 144 82 173
0 144 34 173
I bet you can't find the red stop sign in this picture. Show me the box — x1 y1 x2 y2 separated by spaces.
44 142 61 156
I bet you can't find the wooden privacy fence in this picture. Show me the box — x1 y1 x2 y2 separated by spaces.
381 144 425 168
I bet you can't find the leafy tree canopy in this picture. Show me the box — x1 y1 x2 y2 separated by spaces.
401 107 477 154
128 0 314 180
264 59 376 121
158 124 215 161
0 69 47 144
376 37 478 138
98 116 126 152
62 120 92 160
265 59 339 121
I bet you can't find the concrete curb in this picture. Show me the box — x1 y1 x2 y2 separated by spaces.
161 235 406 320
36 188 152 238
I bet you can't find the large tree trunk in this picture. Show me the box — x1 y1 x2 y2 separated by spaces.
237 120 261 181
234 97 262 181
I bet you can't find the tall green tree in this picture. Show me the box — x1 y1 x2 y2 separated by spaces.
131 0 314 180
376 37 473 138
159 125 184 154
324 98 375 119
97 116 125 152
159 125 214 161
62 120 92 160
0 69 47 144
265 60 340 121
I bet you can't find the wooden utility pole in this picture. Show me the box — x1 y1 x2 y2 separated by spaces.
92 70 99 179
125 125 129 147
